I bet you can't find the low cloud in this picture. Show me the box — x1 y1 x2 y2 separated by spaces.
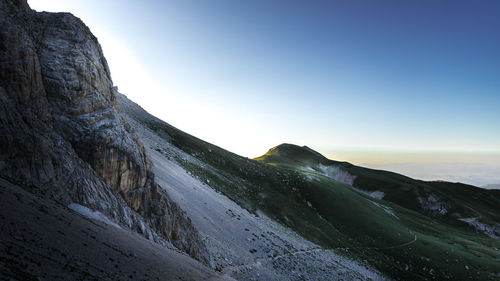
361 162 500 188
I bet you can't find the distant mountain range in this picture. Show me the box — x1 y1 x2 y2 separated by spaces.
1 1 499 280
483 184 500 189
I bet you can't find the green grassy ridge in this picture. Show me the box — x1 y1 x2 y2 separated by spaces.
118 96 500 280
256 144 500 226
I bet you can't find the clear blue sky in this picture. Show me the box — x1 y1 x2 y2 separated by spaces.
30 0 500 186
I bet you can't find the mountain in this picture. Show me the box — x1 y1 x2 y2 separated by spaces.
256 144 500 233
1 1 499 280
0 0 214 278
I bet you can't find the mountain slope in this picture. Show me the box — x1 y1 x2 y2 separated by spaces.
118 93 388 281
119 95 500 281
256 144 500 237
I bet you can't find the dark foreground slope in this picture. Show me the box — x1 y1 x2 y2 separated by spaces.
0 176 231 281
119 95 500 281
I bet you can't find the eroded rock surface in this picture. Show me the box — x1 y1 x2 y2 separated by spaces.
0 0 208 263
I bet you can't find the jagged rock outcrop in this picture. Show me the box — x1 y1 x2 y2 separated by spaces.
0 0 209 263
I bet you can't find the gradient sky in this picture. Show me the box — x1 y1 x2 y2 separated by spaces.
29 0 500 187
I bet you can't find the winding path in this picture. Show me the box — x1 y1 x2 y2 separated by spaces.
223 232 418 276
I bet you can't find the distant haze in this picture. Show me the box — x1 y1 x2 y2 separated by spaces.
483 184 500 189
323 148 500 188
29 0 500 188
362 162 500 188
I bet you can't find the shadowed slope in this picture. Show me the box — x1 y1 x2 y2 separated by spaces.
0 176 231 280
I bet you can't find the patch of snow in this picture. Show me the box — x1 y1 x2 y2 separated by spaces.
68 203 121 229
457 217 500 239
352 187 385 199
368 191 385 199
417 194 448 215
318 164 356 185
371 201 399 219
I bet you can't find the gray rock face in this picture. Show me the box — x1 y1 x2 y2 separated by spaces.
0 0 209 263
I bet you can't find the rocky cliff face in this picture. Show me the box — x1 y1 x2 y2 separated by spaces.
0 0 209 263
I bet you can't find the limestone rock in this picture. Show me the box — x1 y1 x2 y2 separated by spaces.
0 0 209 263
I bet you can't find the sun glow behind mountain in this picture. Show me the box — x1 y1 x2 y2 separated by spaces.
29 0 500 187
